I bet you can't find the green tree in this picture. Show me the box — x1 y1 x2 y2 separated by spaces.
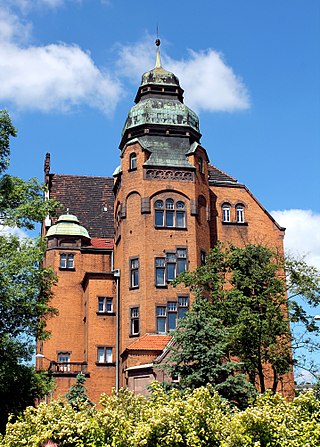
163 296 257 408
0 110 59 432
66 373 93 409
168 243 320 396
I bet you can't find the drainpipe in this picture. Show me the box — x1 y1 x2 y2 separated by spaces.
113 268 121 392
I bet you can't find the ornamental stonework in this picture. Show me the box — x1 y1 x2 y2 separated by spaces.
145 169 194 182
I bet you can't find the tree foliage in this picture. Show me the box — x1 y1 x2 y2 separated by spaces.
66 373 93 409
0 110 59 432
168 243 320 396
1 383 320 446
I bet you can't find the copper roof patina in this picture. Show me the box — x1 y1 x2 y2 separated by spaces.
45 213 90 239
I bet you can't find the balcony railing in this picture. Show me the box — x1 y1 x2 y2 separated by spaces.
48 361 88 375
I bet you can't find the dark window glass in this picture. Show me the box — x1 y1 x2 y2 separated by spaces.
130 258 139 288
98 298 104 312
130 307 140 335
60 253 74 269
166 211 174 227
168 312 177 330
130 153 137 170
176 211 185 228
156 306 167 333
155 258 165 286
155 210 164 226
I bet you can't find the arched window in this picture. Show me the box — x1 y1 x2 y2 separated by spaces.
236 204 245 223
154 199 186 228
154 200 164 226
198 157 203 173
176 201 186 228
222 204 231 222
165 199 174 227
129 153 137 170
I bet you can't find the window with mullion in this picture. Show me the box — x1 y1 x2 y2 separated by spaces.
97 347 113 363
130 258 139 288
155 258 166 286
166 253 176 282
130 307 140 335
60 253 74 269
156 306 167 333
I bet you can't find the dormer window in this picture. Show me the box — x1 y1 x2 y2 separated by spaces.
129 153 137 170
222 204 231 223
236 204 245 223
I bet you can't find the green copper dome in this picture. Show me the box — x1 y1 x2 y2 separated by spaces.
141 66 180 87
122 98 199 137
119 40 201 150
45 214 90 239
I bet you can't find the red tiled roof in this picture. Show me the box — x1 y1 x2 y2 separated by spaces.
127 334 172 352
89 238 114 249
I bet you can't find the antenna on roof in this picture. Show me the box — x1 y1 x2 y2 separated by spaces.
66 208 70 214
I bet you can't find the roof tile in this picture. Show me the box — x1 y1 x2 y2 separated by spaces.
127 334 172 352
49 174 114 238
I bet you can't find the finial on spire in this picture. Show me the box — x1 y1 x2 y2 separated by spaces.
155 37 161 68
155 24 161 68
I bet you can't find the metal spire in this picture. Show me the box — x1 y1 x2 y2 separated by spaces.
155 26 161 68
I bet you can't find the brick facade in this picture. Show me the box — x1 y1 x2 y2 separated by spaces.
39 48 294 400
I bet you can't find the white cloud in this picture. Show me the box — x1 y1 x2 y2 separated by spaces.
116 39 250 112
0 225 28 238
271 209 320 270
0 8 123 114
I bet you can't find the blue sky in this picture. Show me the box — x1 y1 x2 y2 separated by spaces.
0 1 319 376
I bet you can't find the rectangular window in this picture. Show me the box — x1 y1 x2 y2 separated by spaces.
156 306 167 333
155 258 166 286
59 253 74 269
156 298 189 333
166 253 176 282
155 210 164 226
166 211 174 227
130 307 140 335
178 296 189 319
97 347 113 364
98 297 113 313
155 249 188 286
167 302 177 331
177 248 187 275
130 258 139 288
57 352 70 372
176 211 185 228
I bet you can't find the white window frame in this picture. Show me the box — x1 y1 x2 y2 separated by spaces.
98 297 113 313
130 307 140 336
130 258 139 289
222 204 231 223
236 204 245 223
97 346 113 364
130 152 137 170
59 253 74 269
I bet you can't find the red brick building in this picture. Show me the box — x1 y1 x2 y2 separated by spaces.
37 43 293 400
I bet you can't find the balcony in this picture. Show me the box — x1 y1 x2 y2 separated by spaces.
48 361 88 376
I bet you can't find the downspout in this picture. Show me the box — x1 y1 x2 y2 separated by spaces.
113 268 121 392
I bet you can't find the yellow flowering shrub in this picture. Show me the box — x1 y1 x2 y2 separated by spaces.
1 384 320 447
